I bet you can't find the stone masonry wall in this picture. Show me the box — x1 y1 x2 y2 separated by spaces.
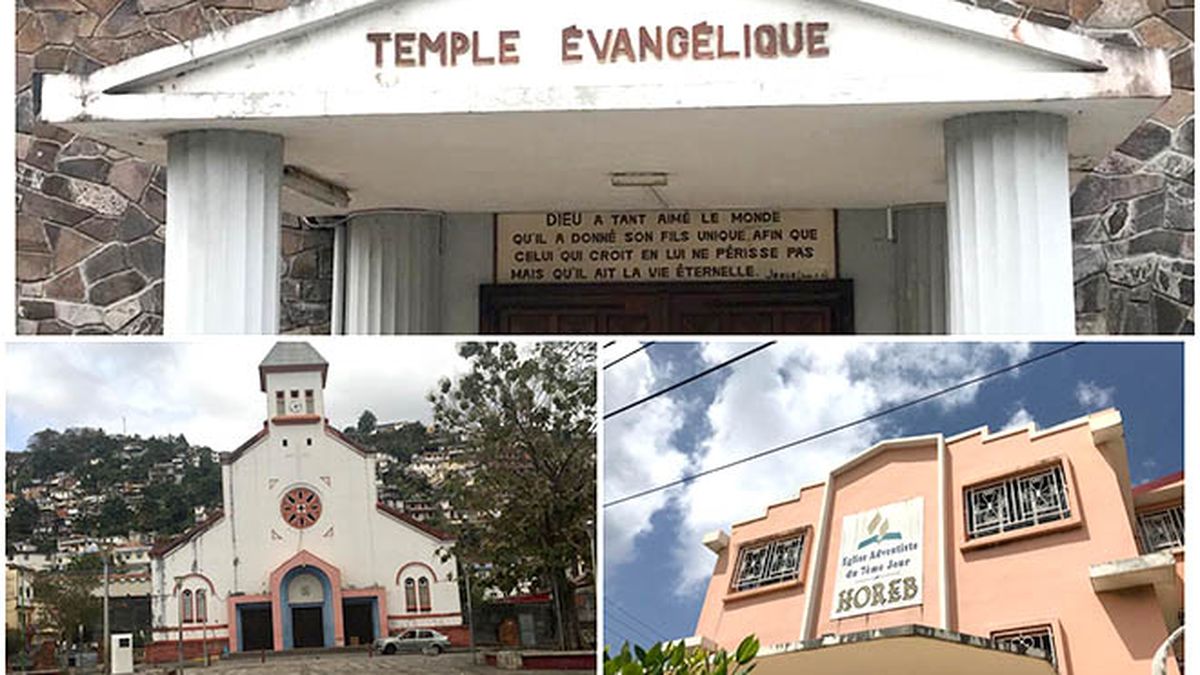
14 0 1195 334
956 0 1194 333
14 0 332 335
280 214 334 334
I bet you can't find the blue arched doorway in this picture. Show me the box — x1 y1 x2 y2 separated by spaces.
279 565 335 649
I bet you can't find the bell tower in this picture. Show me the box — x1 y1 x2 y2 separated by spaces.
258 342 329 424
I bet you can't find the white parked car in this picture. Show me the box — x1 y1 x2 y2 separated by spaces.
374 629 451 655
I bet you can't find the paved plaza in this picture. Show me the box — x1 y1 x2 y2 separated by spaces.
139 652 583 674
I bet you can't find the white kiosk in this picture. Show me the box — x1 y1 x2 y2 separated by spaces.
110 633 134 675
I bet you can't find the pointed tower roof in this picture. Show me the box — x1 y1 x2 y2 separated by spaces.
258 341 329 391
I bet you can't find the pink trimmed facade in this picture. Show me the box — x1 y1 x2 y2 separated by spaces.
146 343 465 663
694 409 1184 675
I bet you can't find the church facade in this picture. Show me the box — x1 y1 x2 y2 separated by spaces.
145 342 463 662
23 0 1193 336
691 409 1184 674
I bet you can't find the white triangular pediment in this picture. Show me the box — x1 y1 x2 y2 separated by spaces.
113 0 1099 95
45 0 1160 122
37 0 1169 213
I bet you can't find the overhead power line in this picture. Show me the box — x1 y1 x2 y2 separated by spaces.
605 610 657 647
604 342 776 420
604 342 1085 508
603 342 655 370
605 599 669 643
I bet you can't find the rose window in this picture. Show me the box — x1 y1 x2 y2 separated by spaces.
280 487 323 529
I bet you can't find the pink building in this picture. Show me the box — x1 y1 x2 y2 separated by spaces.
693 409 1184 675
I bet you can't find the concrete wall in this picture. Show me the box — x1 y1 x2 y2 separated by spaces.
812 443 944 637
261 369 326 419
440 213 494 334
693 484 825 649
151 518 235 644
836 210 899 334
440 209 919 335
947 423 1173 675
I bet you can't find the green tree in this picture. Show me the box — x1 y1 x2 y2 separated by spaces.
32 555 104 648
604 636 760 675
430 342 596 650
7 498 39 543
181 449 221 514
137 482 193 535
356 410 378 436
94 497 134 538
370 420 431 464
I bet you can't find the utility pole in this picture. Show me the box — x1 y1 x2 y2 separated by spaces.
584 519 596 588
585 519 596 650
18 572 28 671
102 550 110 674
463 563 477 663
550 582 565 651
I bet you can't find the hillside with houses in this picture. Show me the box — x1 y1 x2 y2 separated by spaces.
5 415 455 569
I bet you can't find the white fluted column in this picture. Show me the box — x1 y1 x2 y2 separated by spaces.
341 213 442 334
944 112 1075 335
164 130 282 335
894 205 947 335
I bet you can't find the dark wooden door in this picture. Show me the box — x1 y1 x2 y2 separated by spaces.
291 607 324 648
240 605 273 652
479 281 852 334
480 290 665 334
342 601 374 647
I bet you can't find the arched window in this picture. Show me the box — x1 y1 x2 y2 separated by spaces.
418 577 431 613
195 589 207 622
181 590 194 623
404 578 417 613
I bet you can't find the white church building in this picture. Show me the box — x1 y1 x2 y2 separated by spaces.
145 342 464 662
37 0 1173 336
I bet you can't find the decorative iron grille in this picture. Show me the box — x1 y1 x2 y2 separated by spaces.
965 465 1070 540
731 533 804 592
993 625 1057 667
1137 504 1184 553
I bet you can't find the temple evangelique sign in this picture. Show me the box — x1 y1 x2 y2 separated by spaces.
366 21 831 68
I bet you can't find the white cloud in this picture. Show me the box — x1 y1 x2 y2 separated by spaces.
603 341 689 565
5 337 471 453
1075 381 1116 411
603 341 1033 594
1003 406 1037 430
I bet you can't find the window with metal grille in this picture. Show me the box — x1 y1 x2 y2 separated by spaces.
731 533 804 593
418 577 432 612
404 578 417 613
1137 504 1184 553
965 465 1070 540
993 625 1057 667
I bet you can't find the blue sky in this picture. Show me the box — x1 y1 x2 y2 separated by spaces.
602 341 1184 650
